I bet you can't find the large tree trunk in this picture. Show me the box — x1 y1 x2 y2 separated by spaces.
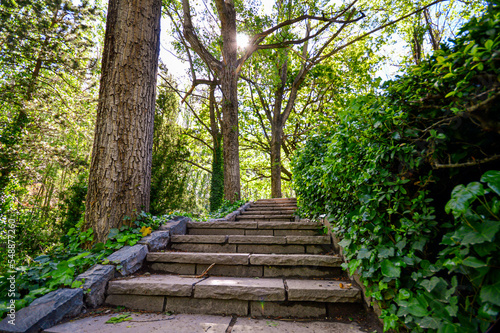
85 0 161 243
218 0 241 202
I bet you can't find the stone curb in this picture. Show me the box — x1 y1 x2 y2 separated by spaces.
321 216 384 325
1 216 188 333
208 201 252 222
0 288 83 333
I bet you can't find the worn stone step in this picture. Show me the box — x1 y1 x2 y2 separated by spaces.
236 216 295 222
250 204 297 209
171 235 330 245
188 228 319 236
105 275 361 317
147 252 343 278
147 252 340 266
187 221 321 230
240 210 296 214
245 207 296 212
171 243 329 254
254 198 296 202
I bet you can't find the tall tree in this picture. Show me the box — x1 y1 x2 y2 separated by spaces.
85 0 162 243
180 0 365 201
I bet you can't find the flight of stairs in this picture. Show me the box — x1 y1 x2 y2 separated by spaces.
104 198 362 318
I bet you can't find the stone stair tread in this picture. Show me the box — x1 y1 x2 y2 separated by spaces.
194 277 286 301
107 275 203 296
147 252 342 267
107 275 360 303
236 214 294 219
286 279 361 302
147 252 249 265
170 235 330 245
187 221 321 230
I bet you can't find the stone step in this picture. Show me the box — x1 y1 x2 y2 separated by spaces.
147 252 343 278
245 207 296 212
251 202 297 206
171 235 330 245
188 228 319 236
187 220 321 230
240 209 296 214
254 198 296 203
235 214 295 221
105 275 361 318
170 243 330 254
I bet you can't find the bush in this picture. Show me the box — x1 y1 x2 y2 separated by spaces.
293 7 500 332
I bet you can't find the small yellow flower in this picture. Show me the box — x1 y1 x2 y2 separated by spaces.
140 226 152 237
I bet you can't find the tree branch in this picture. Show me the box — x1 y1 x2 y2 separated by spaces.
432 154 500 169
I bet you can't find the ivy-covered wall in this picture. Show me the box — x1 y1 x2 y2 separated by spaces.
293 6 500 332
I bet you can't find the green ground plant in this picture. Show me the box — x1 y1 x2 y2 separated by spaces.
0 211 168 319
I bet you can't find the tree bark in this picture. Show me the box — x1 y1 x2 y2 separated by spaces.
85 0 161 243
216 0 241 201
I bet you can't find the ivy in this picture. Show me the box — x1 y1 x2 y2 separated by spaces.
293 6 500 332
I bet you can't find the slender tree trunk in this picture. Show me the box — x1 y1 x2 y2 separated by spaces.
209 83 224 211
220 68 241 201
85 0 161 243
270 125 283 198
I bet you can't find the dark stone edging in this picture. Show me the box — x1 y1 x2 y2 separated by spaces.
0 216 190 333
208 201 252 222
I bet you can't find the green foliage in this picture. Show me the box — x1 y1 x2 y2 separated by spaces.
0 211 166 319
150 77 190 215
105 313 132 324
293 7 500 332
209 135 224 212
59 171 88 240
208 199 247 220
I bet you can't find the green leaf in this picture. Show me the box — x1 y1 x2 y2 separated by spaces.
420 277 440 293
480 281 500 306
418 316 441 329
381 259 400 278
445 91 456 98
462 221 500 245
377 247 394 258
485 39 494 50
105 313 132 324
357 247 371 260
462 256 487 268
481 170 500 195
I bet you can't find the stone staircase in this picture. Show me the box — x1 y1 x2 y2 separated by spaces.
104 198 362 318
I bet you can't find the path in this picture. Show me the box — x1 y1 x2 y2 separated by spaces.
45 312 367 333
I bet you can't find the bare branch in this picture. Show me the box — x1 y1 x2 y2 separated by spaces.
180 159 212 174
432 154 500 169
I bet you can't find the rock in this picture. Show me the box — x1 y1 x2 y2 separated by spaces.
138 230 170 251
75 264 115 308
159 216 189 235
0 288 83 333
106 244 148 276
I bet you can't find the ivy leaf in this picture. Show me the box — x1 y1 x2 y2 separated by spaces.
481 170 500 196
381 259 400 278
462 221 500 245
420 277 440 293
445 182 484 215
418 316 441 329
357 247 371 260
462 256 487 268
480 280 500 306
377 247 394 258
